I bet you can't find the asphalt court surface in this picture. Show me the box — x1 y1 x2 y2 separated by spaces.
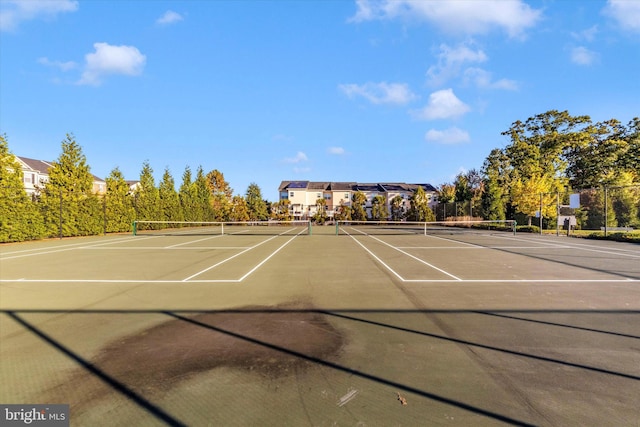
1 227 638 284
1 227 639 426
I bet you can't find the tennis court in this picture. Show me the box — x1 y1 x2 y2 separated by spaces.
1 223 639 426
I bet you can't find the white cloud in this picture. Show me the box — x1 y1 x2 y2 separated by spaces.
284 151 308 163
156 10 184 25
411 89 470 120
293 167 311 174
604 0 640 33
339 82 417 105
427 42 487 87
463 67 518 90
571 25 599 42
1 0 78 32
571 46 598 66
38 57 77 71
425 127 470 144
78 42 146 86
328 146 345 155
349 0 542 38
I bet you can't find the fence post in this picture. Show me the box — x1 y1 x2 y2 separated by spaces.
59 191 63 239
539 193 543 235
103 194 107 235
604 185 608 237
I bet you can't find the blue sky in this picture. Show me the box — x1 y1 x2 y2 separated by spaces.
1 0 638 200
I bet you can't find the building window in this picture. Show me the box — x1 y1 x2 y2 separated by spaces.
290 192 294 198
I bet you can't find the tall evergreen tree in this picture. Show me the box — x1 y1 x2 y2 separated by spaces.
158 167 182 223
105 167 136 232
179 166 198 222
194 166 213 221
39 134 101 237
0 135 45 242
135 161 160 228
245 182 268 221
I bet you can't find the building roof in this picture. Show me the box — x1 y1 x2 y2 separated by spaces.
280 180 436 194
307 181 329 190
379 183 411 192
355 183 384 192
17 156 105 182
279 180 310 191
328 182 356 191
17 156 54 173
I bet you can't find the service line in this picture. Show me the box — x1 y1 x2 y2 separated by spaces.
346 228 462 281
182 228 305 282
0 235 147 260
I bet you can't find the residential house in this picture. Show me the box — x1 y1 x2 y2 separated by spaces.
278 181 438 220
16 156 107 196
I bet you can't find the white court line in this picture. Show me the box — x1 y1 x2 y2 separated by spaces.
0 235 150 260
402 278 640 283
345 236 406 282
0 279 241 284
489 234 640 258
396 246 573 250
165 234 224 248
237 229 306 281
0 228 307 284
345 230 461 281
423 233 483 248
181 228 305 281
1 278 637 284
347 228 461 281
181 235 280 281
80 246 251 250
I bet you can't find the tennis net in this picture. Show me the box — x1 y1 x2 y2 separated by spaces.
335 220 516 236
133 220 312 236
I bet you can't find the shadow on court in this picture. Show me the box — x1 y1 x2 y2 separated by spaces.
3 307 639 426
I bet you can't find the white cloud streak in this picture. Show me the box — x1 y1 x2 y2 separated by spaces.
328 147 345 155
38 57 77 71
284 151 308 163
78 42 146 86
427 42 517 90
571 46 598 66
604 0 640 33
339 82 417 105
427 43 487 87
157 10 184 25
349 0 542 38
412 89 470 121
1 0 78 32
463 68 518 90
425 127 470 144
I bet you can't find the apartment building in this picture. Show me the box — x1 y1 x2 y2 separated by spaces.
16 156 107 196
278 181 437 219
